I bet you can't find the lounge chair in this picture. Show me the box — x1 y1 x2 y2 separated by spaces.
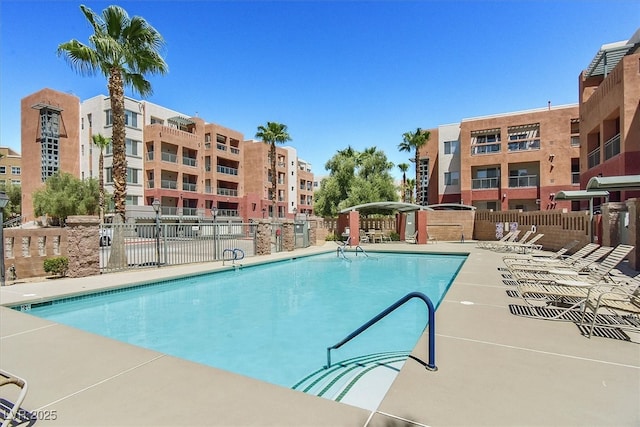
1 370 29 427
503 242 599 269
477 231 514 249
405 231 418 244
514 245 635 313
578 276 640 338
502 233 545 254
492 230 530 252
485 230 521 251
503 239 578 263
507 246 613 276
359 229 369 244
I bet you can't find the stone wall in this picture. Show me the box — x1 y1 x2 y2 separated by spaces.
65 216 100 278
255 221 272 255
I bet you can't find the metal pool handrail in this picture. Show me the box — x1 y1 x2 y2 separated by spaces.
325 291 437 371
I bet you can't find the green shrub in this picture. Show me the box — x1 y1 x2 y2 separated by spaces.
325 233 338 241
389 231 400 241
43 256 69 277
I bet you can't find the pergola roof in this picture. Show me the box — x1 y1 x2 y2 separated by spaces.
339 202 433 214
427 203 477 211
554 190 610 201
584 28 640 78
586 175 640 191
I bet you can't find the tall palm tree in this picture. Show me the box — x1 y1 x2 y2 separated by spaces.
398 163 409 202
92 133 111 221
255 122 291 217
398 128 430 205
58 4 168 221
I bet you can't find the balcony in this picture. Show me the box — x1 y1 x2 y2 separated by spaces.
507 139 540 152
161 206 178 215
588 147 600 169
217 143 227 151
182 156 197 167
217 188 238 197
217 165 238 176
604 133 621 160
146 152 154 161
230 147 240 155
161 180 178 190
161 152 178 163
204 186 213 194
508 175 538 188
217 209 239 217
471 143 501 155
182 182 197 192
471 177 499 189
146 180 154 189
182 207 198 216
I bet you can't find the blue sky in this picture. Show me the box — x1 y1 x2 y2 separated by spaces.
1 0 639 180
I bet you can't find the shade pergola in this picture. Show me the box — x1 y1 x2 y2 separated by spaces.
586 175 640 191
339 201 433 214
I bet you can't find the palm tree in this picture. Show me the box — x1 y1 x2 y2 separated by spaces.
58 5 168 221
92 133 111 221
398 128 430 205
398 163 409 202
255 122 291 217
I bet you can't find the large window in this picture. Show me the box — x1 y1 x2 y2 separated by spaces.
105 109 139 128
444 171 460 186
444 140 458 154
106 167 139 184
106 138 139 156
11 166 21 175
471 129 501 155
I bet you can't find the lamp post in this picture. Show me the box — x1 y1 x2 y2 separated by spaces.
0 192 9 286
211 206 218 260
293 207 297 221
152 198 161 268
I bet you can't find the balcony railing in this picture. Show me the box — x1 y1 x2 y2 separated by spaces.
572 172 580 185
217 165 238 175
217 143 227 151
217 209 239 217
471 177 499 189
182 207 198 216
217 188 238 197
161 179 178 189
471 143 501 155
604 133 620 160
230 147 240 155
146 180 154 189
161 206 178 215
161 152 178 163
182 182 197 192
507 139 540 152
588 147 600 169
204 185 213 194
508 174 538 188
182 156 197 167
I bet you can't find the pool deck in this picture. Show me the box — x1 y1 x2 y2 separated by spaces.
1 241 639 426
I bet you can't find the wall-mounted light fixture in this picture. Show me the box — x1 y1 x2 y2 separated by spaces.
549 154 555 162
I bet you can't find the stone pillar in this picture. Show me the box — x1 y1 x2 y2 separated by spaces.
65 215 100 278
415 210 428 244
282 221 295 251
625 198 639 270
347 211 360 246
256 220 272 256
600 202 626 247
308 219 318 245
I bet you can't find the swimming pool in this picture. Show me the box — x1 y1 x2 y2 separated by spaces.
22 252 465 392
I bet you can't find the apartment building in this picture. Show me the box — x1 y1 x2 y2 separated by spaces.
20 88 313 223
427 104 580 212
243 141 314 220
0 147 22 189
578 28 640 204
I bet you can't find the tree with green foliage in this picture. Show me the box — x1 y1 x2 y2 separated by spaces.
58 4 168 221
255 122 291 217
92 133 111 221
33 173 99 225
398 163 409 202
398 128 430 205
313 146 397 217
0 183 21 221
405 178 416 203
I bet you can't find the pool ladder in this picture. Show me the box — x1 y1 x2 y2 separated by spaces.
336 245 368 259
325 292 437 371
223 248 245 265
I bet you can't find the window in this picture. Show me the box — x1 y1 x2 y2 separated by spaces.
124 110 138 128
444 140 458 154
11 180 20 186
106 139 139 156
106 167 139 184
105 109 112 126
444 171 459 186
0 166 5 174
150 116 163 125
11 166 21 175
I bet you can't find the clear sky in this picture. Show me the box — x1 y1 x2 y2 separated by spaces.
1 0 639 180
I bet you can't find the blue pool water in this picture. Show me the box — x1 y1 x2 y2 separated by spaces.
25 252 465 388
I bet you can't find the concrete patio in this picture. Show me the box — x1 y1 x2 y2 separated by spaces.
1 242 638 426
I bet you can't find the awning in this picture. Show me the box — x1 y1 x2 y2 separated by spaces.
554 190 610 201
339 201 433 214
586 175 640 191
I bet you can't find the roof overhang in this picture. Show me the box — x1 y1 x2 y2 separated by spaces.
31 102 63 112
426 203 477 211
339 202 433 214
586 175 640 191
555 190 610 201
584 28 640 78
